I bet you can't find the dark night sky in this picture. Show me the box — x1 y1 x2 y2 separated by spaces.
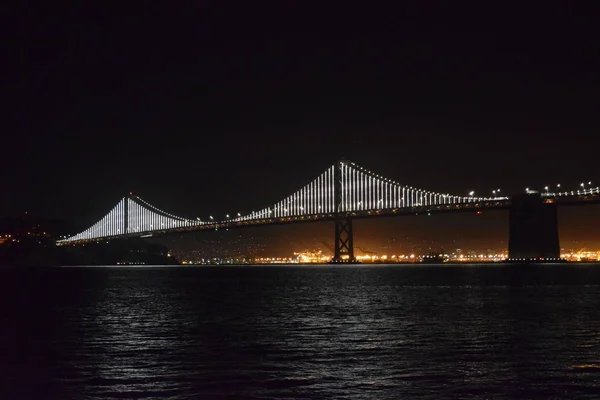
3 2 600 243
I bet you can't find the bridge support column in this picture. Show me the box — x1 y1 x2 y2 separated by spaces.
508 193 560 261
332 217 356 263
331 159 357 263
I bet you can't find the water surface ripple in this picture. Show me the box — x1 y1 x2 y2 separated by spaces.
2 264 600 399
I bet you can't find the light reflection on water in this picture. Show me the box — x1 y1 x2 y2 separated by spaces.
1 264 600 399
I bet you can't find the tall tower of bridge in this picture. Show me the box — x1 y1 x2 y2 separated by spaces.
332 159 357 263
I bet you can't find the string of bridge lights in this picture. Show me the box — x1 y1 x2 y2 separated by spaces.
134 195 203 225
58 198 127 242
57 197 203 243
126 198 201 234
232 162 504 222
526 181 599 197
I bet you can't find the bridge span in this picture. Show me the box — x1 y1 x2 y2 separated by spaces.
57 160 599 262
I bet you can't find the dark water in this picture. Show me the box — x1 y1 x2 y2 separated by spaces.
2 264 600 399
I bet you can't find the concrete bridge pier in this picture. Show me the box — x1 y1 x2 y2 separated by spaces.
508 193 560 260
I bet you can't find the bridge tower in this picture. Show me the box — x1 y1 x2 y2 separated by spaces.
124 193 130 234
508 193 560 260
331 159 357 263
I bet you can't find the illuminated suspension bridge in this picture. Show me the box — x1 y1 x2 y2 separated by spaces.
57 160 600 262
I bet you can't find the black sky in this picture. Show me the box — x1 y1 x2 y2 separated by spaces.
3 2 600 227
